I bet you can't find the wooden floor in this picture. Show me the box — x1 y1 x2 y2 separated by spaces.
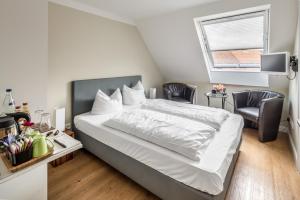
48 129 300 200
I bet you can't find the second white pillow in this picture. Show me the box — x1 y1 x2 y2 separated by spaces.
123 81 146 105
91 88 122 115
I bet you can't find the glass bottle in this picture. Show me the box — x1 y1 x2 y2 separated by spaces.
22 102 30 115
7 103 15 113
2 89 15 114
15 106 22 112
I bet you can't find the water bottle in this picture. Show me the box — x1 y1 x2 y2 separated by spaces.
2 89 15 113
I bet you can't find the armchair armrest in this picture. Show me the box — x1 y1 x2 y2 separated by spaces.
232 91 249 112
163 87 172 100
258 97 284 141
184 85 197 104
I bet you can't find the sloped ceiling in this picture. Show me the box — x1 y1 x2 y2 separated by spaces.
137 12 210 82
137 0 298 87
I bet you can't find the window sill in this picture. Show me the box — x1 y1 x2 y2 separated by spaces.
211 68 261 73
209 70 269 87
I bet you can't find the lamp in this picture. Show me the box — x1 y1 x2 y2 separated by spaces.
149 88 156 99
54 107 65 131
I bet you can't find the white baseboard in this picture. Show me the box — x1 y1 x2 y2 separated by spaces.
287 117 300 172
65 123 71 130
279 124 289 133
279 123 298 164
288 130 298 166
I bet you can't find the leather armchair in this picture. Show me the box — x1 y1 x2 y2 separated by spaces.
232 90 284 142
163 83 196 104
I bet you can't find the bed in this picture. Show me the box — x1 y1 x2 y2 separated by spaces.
71 76 243 200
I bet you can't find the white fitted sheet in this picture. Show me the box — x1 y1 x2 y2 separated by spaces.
74 106 243 195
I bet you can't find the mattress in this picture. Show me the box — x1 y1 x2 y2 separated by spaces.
74 105 243 195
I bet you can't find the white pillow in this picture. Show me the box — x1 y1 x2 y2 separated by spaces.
91 88 122 115
123 81 146 105
110 88 122 103
132 81 144 90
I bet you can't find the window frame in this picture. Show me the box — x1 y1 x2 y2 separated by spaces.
194 5 270 73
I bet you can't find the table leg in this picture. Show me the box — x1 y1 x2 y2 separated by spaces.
207 96 210 107
222 98 226 109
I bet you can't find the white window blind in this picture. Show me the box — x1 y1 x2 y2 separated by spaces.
203 15 264 51
199 10 269 70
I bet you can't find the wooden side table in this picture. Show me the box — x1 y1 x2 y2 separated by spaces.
50 129 75 167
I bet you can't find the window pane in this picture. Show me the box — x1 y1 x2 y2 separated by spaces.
203 15 264 51
212 49 263 68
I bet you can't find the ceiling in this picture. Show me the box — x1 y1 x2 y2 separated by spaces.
71 0 219 21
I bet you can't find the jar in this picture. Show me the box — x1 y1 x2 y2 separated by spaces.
39 113 51 133
34 110 43 124
0 116 17 139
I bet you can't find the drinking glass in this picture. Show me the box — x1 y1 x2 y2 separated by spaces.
34 110 44 124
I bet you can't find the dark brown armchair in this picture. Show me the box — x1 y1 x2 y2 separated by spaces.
232 90 284 142
163 83 196 104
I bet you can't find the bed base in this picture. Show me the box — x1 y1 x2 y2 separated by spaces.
76 129 240 200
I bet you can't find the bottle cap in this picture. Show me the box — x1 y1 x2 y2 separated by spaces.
22 102 28 106
6 89 12 92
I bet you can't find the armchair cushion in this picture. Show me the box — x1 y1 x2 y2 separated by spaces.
172 91 182 97
171 97 191 104
236 107 259 122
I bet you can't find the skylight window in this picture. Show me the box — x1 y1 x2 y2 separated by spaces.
195 8 270 72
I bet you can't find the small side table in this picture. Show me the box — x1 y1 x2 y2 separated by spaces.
205 92 228 109
50 129 75 167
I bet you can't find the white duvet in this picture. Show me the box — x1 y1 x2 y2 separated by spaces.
103 109 215 161
143 99 229 130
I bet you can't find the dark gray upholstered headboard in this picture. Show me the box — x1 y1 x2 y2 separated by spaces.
71 75 142 129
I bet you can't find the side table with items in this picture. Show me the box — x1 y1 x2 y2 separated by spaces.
50 129 75 167
0 88 83 199
205 92 228 109
0 129 82 200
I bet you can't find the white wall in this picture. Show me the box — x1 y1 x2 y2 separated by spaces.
48 3 164 124
0 0 48 115
288 0 300 171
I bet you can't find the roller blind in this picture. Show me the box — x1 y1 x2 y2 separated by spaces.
198 10 269 70
202 12 266 51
